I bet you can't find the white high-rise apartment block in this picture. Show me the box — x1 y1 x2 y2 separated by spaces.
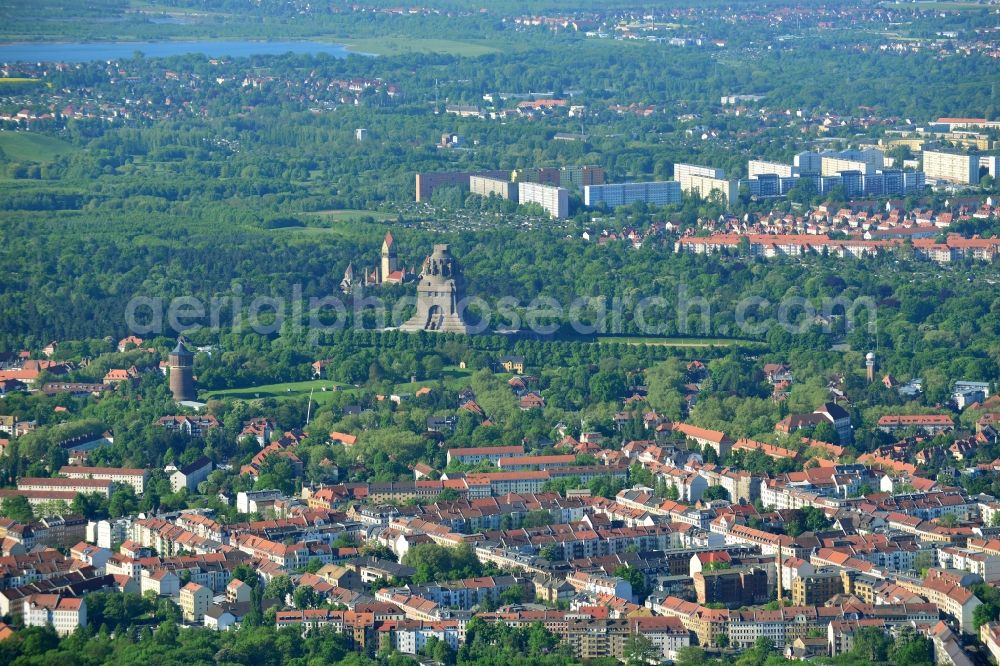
674 162 726 183
518 181 569 218
923 149 980 184
794 148 884 176
674 163 739 205
820 149 884 176
470 175 517 201
748 160 796 178
584 181 682 208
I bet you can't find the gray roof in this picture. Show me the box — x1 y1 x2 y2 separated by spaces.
170 339 193 357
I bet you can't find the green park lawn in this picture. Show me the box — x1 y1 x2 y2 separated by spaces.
201 366 474 403
308 209 396 223
203 379 352 404
340 37 501 57
0 132 76 162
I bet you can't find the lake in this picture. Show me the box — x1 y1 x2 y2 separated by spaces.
0 40 357 64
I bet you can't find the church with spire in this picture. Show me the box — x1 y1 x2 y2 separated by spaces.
364 232 413 286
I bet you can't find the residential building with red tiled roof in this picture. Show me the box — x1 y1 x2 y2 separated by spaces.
59 466 149 494
733 438 799 460
16 477 113 497
446 446 524 466
24 594 86 635
876 414 954 434
672 423 732 457
329 431 358 446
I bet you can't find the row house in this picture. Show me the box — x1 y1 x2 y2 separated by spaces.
497 454 577 470
732 438 800 461
70 542 112 573
16 477 113 497
413 493 588 534
130 517 225 557
0 489 84 510
23 515 87 549
374 592 445 622
24 594 86 636
672 423 732 458
470 546 549 576
0 571 113 619
938 546 1000 582
59 466 149 494
869 491 976 521
648 463 707 502
366 481 452 504
446 445 524 466
966 537 1000 557
141 553 248 593
276 604 405 648
479 608 572 638
982 622 1000 665
883 513 954 543
817 534 928 572
401 575 528 610
809 548 880 576
714 519 804 558
175 512 227 542
227 511 360 543
463 471 549 498
382 619 463 655
0 550 80 590
565 571 634 602
914 235 1000 262
591 501 659 528
653 594 939 649
564 617 691 662
897 569 981 634
876 414 954 434
296 573 362 607
478 522 681 561
344 557 416 585
698 465 760 502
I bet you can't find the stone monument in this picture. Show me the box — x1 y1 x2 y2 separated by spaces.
399 244 471 334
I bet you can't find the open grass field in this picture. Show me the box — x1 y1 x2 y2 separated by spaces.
309 209 397 222
202 379 353 403
0 132 76 162
128 1 224 15
201 366 474 403
596 336 764 347
341 37 501 57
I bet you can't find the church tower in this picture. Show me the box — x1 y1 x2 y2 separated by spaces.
168 338 196 402
340 262 355 294
381 232 397 282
